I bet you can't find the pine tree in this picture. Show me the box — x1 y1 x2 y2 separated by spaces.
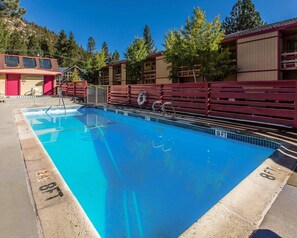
66 32 79 66
6 30 27 55
110 51 120 63
0 18 9 53
27 35 41 56
101 42 109 63
0 0 26 18
143 24 156 54
222 0 265 34
55 30 69 66
87 36 96 54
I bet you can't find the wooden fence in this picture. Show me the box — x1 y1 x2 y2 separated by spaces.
108 80 297 128
56 80 88 99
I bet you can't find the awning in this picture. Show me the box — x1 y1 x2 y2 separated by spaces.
0 68 62 76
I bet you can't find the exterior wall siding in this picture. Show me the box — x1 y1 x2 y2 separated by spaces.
237 71 278 81
121 64 126 85
155 56 171 84
237 31 279 81
21 75 43 95
108 66 113 85
0 74 5 96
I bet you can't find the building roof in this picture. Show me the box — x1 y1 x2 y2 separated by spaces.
60 65 87 74
59 67 68 72
224 17 297 41
0 68 62 76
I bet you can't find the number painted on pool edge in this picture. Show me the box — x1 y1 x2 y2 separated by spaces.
39 182 64 201
215 129 227 138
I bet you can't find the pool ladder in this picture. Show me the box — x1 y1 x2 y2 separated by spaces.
152 100 176 118
45 87 66 115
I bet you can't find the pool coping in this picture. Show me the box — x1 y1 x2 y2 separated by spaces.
15 105 297 238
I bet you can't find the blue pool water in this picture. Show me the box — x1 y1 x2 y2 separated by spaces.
25 107 274 238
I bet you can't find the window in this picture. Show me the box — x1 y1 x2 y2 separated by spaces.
23 57 36 68
39 59 52 69
5 56 19 67
287 39 297 52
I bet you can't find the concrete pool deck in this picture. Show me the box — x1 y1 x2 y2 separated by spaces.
0 98 297 237
0 97 80 238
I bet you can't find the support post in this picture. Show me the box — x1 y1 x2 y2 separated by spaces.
128 85 131 105
294 81 297 128
205 82 210 117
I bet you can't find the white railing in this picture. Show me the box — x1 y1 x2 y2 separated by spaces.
281 51 297 70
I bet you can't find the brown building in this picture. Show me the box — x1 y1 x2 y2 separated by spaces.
100 17 297 86
223 17 297 81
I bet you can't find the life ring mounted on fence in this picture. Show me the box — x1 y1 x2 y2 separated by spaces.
137 91 147 106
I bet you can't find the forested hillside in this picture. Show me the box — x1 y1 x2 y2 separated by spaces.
0 0 119 71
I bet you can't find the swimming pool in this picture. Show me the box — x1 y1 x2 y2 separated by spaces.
24 107 275 238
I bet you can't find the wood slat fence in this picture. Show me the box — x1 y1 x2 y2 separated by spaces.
108 80 297 128
56 80 88 99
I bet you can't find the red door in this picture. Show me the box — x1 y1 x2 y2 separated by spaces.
43 75 55 95
6 74 20 96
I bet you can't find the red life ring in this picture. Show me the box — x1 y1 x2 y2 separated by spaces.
137 92 147 106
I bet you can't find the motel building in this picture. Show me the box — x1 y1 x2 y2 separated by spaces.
0 54 61 96
101 17 297 85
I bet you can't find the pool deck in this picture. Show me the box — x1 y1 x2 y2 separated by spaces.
0 98 296 238
0 97 81 238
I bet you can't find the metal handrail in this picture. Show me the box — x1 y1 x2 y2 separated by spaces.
57 86 66 115
161 101 176 118
152 100 162 112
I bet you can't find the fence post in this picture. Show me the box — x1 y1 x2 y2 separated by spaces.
95 86 98 105
107 86 110 104
293 80 297 128
205 82 210 117
128 85 131 105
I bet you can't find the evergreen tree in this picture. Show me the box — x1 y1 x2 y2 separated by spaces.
87 36 96 54
40 38 54 57
110 51 120 63
55 30 69 66
66 31 79 66
27 35 41 56
101 41 109 63
222 0 265 34
125 38 148 84
6 30 27 55
0 18 9 53
0 0 26 18
143 24 156 54
164 8 235 82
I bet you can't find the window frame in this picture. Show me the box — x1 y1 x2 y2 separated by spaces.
39 59 52 69
23 57 37 68
4 55 20 68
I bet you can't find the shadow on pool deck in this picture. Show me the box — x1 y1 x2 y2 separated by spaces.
251 229 282 238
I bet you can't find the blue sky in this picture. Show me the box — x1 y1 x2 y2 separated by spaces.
21 0 297 57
